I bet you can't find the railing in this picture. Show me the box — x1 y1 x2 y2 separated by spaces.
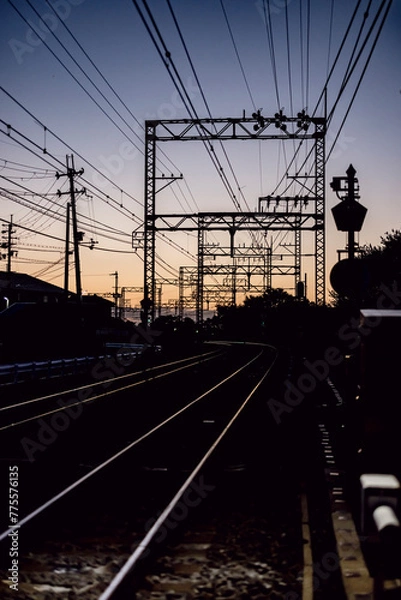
0 351 143 386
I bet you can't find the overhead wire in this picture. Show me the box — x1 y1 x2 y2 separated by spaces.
299 1 305 111
0 116 143 228
268 1 392 259
326 0 393 161
311 0 363 119
165 0 267 259
134 0 246 214
0 158 54 174
10 0 145 162
41 0 182 179
133 0 256 282
326 0 335 80
305 0 311 111
0 87 142 213
2 2 394 299
219 0 257 111
0 174 139 253
284 2 294 118
341 0 374 92
327 0 387 127
263 0 281 111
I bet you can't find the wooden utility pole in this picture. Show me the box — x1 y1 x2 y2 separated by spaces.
57 155 84 302
1 215 16 272
64 202 71 295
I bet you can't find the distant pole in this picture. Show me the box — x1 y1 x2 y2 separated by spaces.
157 285 162 318
7 215 14 273
110 271 119 318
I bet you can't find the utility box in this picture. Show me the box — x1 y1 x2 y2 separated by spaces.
360 473 400 536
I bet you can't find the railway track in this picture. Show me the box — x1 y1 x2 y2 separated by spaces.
0 341 309 599
3 340 393 599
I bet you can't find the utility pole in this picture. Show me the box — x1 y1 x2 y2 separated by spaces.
1 216 17 272
64 202 71 296
110 271 121 318
57 155 85 302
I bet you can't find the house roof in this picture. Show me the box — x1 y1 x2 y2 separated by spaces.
0 271 66 295
0 271 114 307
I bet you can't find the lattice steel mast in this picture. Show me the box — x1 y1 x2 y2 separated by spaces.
142 114 326 324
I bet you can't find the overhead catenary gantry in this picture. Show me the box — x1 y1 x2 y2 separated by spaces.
142 114 326 324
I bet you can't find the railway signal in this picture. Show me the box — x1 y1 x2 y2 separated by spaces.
330 164 367 260
329 165 368 299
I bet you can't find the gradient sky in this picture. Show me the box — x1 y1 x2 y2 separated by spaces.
0 0 400 311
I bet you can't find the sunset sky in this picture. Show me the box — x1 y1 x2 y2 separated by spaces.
0 0 400 312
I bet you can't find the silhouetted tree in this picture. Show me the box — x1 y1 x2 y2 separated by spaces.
331 229 401 308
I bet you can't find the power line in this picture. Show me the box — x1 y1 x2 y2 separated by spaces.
305 0 311 111
134 0 247 214
311 0 363 119
0 88 142 212
40 0 188 181
341 0 374 89
219 0 257 111
0 157 54 173
327 0 388 126
263 0 281 111
10 0 145 158
327 0 393 161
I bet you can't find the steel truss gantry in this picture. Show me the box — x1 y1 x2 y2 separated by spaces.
179 263 271 321
143 115 326 323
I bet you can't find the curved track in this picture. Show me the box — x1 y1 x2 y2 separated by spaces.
0 341 308 600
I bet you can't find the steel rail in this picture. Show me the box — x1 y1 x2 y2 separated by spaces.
0 349 224 432
0 348 221 413
0 344 269 542
99 343 278 599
